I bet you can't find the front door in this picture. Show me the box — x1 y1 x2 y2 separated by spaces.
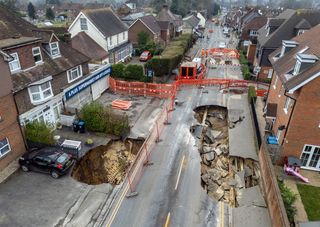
43 107 55 124
300 145 320 170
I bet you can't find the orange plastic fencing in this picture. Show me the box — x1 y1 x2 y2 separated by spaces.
209 48 240 59
256 89 268 97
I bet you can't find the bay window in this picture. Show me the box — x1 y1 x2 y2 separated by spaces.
29 81 53 104
50 42 60 58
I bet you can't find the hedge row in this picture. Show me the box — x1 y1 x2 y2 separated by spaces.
111 64 147 82
146 34 193 77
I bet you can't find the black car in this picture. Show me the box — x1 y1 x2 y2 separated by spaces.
19 148 75 179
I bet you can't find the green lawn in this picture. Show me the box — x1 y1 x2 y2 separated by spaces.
297 184 320 221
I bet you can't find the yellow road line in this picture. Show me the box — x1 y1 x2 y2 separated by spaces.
175 155 185 190
106 183 129 227
164 212 171 227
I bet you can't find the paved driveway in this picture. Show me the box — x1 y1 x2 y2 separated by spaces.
0 167 115 227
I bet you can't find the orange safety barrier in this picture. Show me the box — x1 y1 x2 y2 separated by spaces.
256 89 268 97
209 48 240 59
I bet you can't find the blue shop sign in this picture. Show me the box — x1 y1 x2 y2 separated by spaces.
65 66 111 100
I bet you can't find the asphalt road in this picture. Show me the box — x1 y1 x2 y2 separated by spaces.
103 22 238 227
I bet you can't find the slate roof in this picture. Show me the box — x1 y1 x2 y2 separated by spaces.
158 21 170 30
138 15 161 34
183 14 200 28
258 9 320 48
71 32 108 62
82 8 128 37
269 24 320 91
295 18 312 29
0 37 41 49
156 5 182 26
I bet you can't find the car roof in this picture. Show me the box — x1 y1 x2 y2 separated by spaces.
25 147 64 159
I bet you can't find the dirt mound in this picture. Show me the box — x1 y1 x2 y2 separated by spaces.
72 139 143 185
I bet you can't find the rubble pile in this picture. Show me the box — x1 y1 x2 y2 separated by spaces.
72 139 143 185
192 106 260 206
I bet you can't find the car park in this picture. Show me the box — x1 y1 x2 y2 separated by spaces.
19 148 75 179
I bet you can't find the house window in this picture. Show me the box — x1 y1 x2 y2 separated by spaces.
284 97 291 114
249 30 258 36
28 81 53 103
50 42 60 57
293 60 301 75
276 129 282 141
32 47 42 64
8 53 21 72
301 145 320 169
67 65 82 83
0 138 11 157
297 29 305 36
80 18 88 30
267 69 273 79
273 75 278 89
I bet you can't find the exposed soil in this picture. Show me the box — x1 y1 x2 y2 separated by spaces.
72 139 144 185
192 105 260 206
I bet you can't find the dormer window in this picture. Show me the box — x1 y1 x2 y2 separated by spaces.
50 42 60 58
280 40 298 57
297 29 305 36
8 53 21 73
28 81 53 104
293 53 318 76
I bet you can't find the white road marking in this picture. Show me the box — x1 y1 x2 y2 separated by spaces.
175 155 185 190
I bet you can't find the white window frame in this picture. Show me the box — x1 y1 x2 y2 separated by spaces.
276 129 282 141
283 97 291 114
300 144 320 170
249 30 258 36
267 69 273 79
293 60 301 75
8 52 21 72
32 47 43 64
50 42 60 58
0 137 11 157
67 65 83 83
109 37 112 46
28 81 54 104
80 17 88 30
273 75 278 89
298 29 305 36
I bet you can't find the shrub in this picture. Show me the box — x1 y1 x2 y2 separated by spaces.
125 64 144 80
80 102 130 137
278 180 297 224
80 101 106 132
248 86 257 102
25 121 54 145
111 63 126 78
242 64 251 80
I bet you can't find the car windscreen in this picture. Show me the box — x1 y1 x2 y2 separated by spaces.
141 52 148 56
56 153 69 164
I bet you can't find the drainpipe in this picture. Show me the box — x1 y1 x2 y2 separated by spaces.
281 92 297 146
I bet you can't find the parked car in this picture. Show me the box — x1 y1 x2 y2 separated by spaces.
139 51 152 62
19 148 75 179
194 30 204 38
219 42 226 48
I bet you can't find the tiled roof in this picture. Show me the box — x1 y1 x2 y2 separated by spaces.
71 32 108 62
82 8 128 37
269 25 320 91
183 14 200 28
156 5 182 26
0 37 41 49
243 16 267 31
12 41 90 92
138 15 161 34
258 9 320 48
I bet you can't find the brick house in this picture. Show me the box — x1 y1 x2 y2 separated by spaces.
0 50 26 172
0 6 111 127
128 15 161 47
68 8 132 64
156 4 183 42
254 9 320 81
265 25 320 170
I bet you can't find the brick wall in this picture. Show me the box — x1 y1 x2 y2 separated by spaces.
128 20 157 46
257 65 272 81
6 42 42 70
259 142 290 227
14 62 90 114
282 76 320 159
0 93 26 171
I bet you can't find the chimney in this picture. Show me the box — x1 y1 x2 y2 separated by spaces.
163 4 168 10
64 33 71 45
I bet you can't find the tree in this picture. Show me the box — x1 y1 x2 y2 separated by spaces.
0 0 17 11
137 31 150 46
46 7 55 20
27 2 36 19
170 0 179 14
46 0 60 5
